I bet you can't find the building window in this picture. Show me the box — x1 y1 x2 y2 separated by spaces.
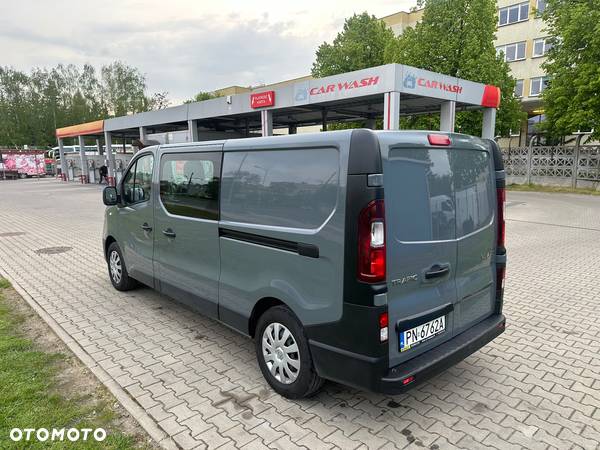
530 77 549 96
496 41 527 62
499 2 529 26
514 80 524 97
533 38 552 57
536 0 546 15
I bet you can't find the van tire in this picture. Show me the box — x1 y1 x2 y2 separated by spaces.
255 306 324 399
107 242 137 291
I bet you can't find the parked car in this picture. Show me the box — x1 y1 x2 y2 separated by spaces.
102 129 507 398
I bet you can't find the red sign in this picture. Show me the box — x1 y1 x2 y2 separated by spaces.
309 76 379 96
250 91 275 108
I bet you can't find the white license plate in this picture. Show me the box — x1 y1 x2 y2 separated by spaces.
399 315 446 352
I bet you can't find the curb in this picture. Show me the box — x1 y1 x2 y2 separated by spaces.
0 269 178 450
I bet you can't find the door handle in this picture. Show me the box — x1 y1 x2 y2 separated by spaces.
141 223 153 232
162 228 176 238
425 264 450 280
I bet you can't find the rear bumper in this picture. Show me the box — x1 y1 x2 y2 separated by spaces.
309 314 505 394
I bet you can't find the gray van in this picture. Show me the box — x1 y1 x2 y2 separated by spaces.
102 129 506 399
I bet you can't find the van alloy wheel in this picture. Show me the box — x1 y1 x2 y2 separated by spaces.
109 250 122 284
262 322 300 384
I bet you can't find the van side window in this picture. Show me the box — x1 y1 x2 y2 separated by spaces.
123 154 153 204
122 163 136 204
220 148 339 229
159 152 221 220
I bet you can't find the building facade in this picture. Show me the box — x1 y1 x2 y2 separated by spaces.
494 0 548 116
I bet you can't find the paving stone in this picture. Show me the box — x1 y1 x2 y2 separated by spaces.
1 180 599 449
173 430 200 450
158 415 186 436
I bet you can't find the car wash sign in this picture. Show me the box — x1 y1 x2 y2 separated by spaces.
293 67 392 106
308 76 380 96
402 72 463 94
250 91 275 108
399 67 462 102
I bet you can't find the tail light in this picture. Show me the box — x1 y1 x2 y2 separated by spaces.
428 134 451 146
497 187 506 248
379 312 388 342
358 199 386 283
402 375 415 386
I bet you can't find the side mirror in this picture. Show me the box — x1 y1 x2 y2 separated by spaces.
103 186 119 206
133 187 145 202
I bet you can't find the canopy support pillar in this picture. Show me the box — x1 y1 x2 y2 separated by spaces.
138 126 147 152
78 135 88 184
105 131 116 186
383 92 400 130
261 110 273 137
440 101 456 132
482 108 497 140
57 138 68 181
188 119 198 142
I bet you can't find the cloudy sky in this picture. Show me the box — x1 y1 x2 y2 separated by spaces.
1 0 416 103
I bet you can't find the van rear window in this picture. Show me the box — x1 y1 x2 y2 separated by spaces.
385 147 493 242
220 148 339 229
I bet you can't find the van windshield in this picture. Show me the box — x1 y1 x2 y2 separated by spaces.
385 147 494 242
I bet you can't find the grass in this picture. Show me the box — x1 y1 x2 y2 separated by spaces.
507 183 600 196
0 277 148 449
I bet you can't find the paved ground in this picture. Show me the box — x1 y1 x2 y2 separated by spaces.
0 178 599 450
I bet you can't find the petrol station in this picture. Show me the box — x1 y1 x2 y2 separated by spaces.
55 63 500 184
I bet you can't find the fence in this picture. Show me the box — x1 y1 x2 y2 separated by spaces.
501 145 600 190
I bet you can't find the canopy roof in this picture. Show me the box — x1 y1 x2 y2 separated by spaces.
56 120 104 139
56 64 500 139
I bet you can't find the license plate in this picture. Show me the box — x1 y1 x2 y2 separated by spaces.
399 315 446 352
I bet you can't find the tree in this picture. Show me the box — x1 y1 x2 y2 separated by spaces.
0 67 32 147
99 61 165 116
0 62 169 147
184 91 218 104
541 0 600 139
384 0 524 136
311 12 395 78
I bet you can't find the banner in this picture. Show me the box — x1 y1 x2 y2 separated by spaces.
1 152 46 175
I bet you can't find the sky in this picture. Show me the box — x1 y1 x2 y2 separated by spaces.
0 0 416 104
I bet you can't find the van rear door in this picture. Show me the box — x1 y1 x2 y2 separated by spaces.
379 133 496 368
453 146 496 333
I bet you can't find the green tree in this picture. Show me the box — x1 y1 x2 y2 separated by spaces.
0 67 31 147
541 0 600 139
311 12 395 78
310 12 393 129
184 91 218 104
384 0 524 136
100 61 168 116
0 62 169 147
